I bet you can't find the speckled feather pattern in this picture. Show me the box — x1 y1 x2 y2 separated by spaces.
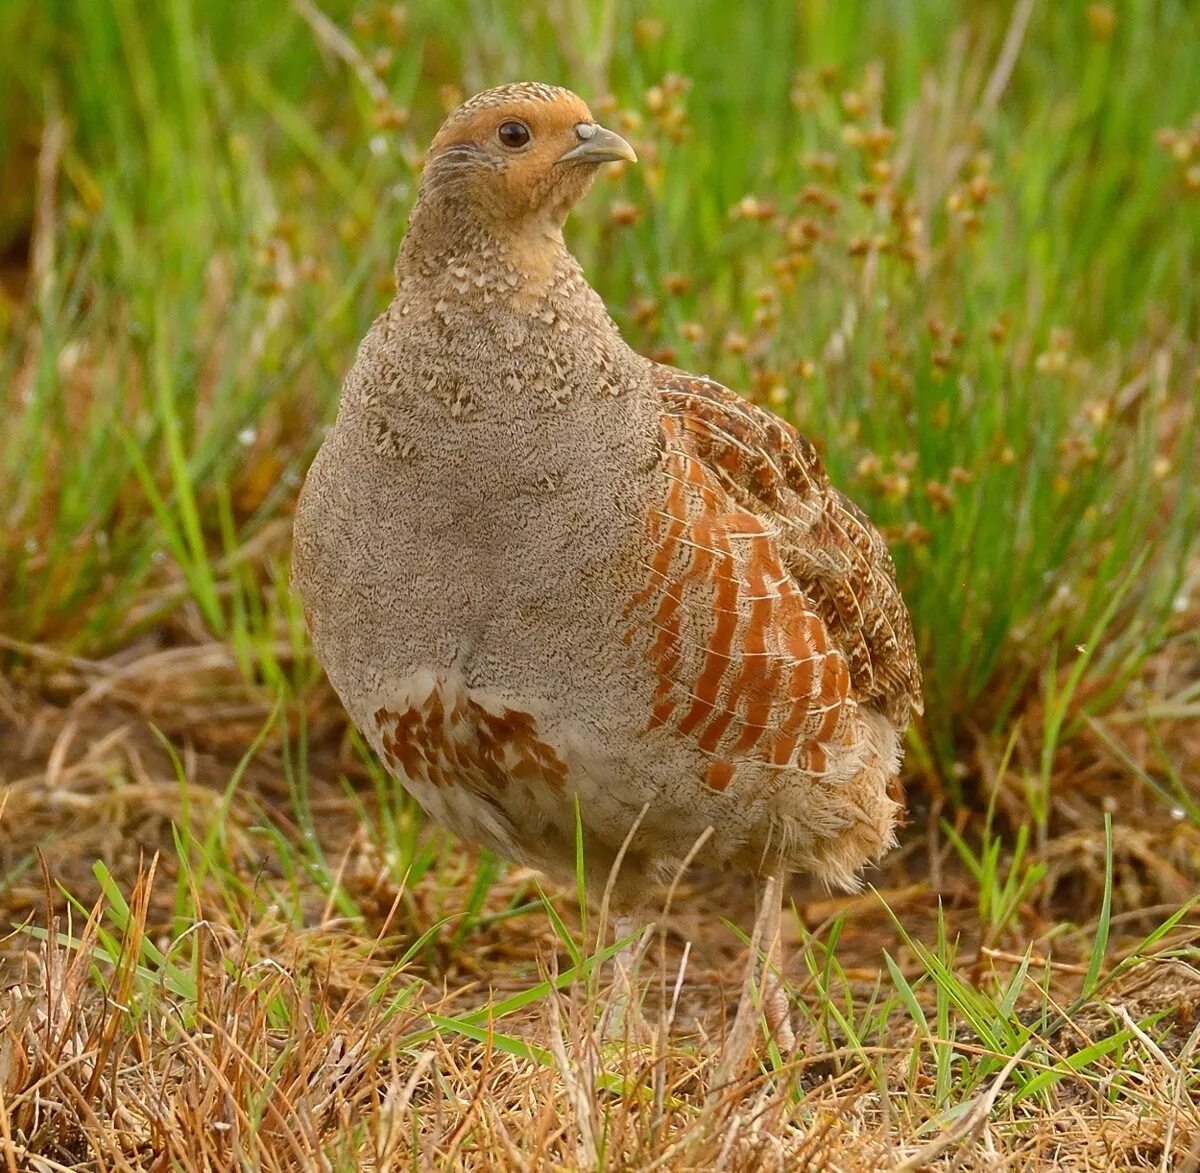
292 83 922 904
448 82 575 119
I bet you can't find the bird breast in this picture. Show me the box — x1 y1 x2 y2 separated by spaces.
296 297 663 710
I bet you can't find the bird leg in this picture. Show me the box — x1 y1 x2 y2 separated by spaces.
712 873 794 1091
598 913 652 1041
762 887 796 1053
611 913 642 981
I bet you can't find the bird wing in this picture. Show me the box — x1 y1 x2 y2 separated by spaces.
623 366 922 784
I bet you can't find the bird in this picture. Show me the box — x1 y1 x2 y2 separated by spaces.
292 82 922 1055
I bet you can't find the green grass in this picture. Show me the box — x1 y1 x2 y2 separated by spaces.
2 1 1199 1168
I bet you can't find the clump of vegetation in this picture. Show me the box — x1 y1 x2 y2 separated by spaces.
1 1 1198 1167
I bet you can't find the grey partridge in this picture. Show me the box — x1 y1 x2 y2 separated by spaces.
293 83 922 1039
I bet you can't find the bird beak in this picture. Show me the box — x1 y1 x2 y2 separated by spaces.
558 124 638 166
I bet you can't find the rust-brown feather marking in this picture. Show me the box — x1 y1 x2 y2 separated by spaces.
624 367 921 787
651 368 922 725
374 687 568 794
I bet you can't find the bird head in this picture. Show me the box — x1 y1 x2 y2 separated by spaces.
417 83 637 235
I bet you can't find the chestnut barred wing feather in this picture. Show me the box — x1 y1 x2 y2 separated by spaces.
641 368 922 753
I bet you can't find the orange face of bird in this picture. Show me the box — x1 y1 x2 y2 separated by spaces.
422 83 637 230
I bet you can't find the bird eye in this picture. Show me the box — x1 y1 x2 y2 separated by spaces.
497 120 531 149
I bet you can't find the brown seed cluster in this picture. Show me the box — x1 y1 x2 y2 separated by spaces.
1156 114 1200 195
605 62 947 416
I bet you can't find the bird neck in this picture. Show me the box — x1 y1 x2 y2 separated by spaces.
396 196 583 311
